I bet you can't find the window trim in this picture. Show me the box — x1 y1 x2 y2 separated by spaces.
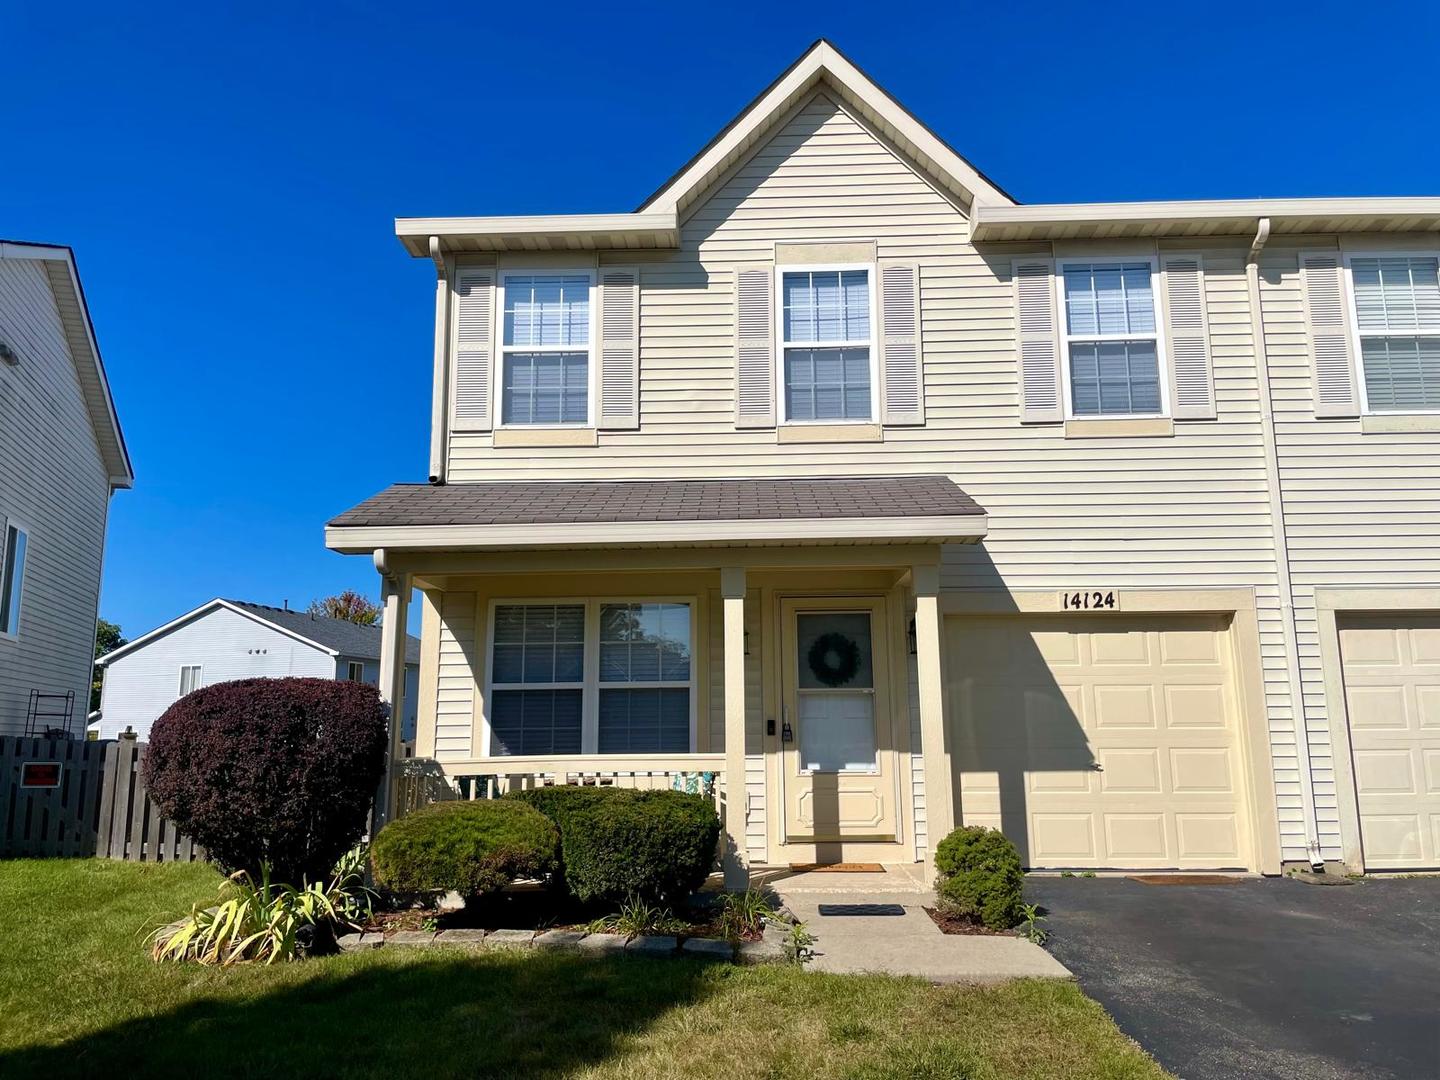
1056 256 1171 421
481 596 698 757
493 269 598 430
1342 249 1440 416
774 261 880 425
346 660 366 682
0 520 29 641
177 664 202 697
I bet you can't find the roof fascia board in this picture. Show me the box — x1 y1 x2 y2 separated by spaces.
395 211 678 256
0 242 134 487
98 599 339 665
972 197 1440 240
638 40 1014 217
325 514 989 554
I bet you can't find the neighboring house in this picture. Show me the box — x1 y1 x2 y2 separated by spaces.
326 40 1440 882
92 599 420 741
0 241 133 737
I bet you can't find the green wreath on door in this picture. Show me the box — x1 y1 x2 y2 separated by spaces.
807 632 861 687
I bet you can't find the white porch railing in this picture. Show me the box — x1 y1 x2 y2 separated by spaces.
393 753 727 819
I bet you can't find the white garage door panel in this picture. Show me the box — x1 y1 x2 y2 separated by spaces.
1340 615 1440 870
948 615 1251 871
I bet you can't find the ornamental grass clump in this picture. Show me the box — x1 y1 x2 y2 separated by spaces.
933 825 1025 930
143 677 388 885
369 799 559 900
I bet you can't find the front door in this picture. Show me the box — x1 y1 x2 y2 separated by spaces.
780 597 898 843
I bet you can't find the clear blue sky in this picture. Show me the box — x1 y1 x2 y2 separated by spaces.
4 2 1437 640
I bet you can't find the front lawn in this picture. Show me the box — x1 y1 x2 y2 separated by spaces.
0 859 1169 1079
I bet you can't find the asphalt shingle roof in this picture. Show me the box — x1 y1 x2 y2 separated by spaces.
228 601 420 665
328 476 984 529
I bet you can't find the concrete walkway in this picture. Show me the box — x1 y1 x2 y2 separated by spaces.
770 876 1072 984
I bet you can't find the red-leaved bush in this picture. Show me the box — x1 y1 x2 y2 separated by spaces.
143 677 388 884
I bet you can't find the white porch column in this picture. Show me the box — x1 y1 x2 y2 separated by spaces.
374 553 410 827
913 564 954 871
721 566 749 889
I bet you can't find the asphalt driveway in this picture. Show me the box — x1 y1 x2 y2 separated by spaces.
1026 875 1440 1080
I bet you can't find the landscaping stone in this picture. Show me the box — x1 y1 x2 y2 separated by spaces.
337 932 385 952
626 935 678 956
735 940 787 965
762 921 789 947
576 932 627 955
484 928 535 949
680 937 735 960
434 929 488 947
388 930 437 947
533 929 588 952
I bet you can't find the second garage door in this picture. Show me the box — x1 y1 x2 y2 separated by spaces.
1339 615 1440 870
947 614 1253 871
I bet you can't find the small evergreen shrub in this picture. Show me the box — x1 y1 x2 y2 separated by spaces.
509 785 719 907
143 677 388 884
370 800 558 899
933 825 1025 930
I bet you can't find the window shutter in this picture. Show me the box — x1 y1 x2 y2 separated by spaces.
734 267 776 428
1013 258 1062 423
598 266 640 429
1161 254 1216 420
1300 251 1360 418
879 262 924 425
451 267 495 432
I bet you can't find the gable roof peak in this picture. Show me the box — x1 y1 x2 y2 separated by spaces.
636 38 1015 216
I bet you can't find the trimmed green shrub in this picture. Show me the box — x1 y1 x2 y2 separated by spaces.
933 825 1024 930
371 800 558 899
509 785 719 907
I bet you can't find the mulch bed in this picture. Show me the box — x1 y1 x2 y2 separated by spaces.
922 906 1012 936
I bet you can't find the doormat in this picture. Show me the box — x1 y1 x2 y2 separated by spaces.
1129 874 1244 886
788 862 885 873
817 903 906 917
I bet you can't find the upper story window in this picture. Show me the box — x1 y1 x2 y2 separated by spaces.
1348 255 1440 413
500 273 593 426
0 524 27 637
178 665 202 697
487 599 694 756
779 266 876 422
1060 261 1166 418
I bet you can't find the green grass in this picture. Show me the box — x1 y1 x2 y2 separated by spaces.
0 859 1169 1079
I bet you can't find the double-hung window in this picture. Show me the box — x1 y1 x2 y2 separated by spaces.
178 665 202 697
0 524 27 637
1060 261 1166 417
487 600 694 756
500 273 593 426
1347 255 1440 413
779 266 875 422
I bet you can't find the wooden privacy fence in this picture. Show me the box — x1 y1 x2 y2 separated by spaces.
0 736 200 861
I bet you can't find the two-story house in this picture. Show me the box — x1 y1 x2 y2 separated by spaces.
327 41 1440 883
0 241 132 737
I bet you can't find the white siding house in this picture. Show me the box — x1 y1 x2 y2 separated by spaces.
94 599 420 741
0 240 132 736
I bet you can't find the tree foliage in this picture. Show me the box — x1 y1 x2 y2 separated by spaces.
92 618 127 712
307 590 381 626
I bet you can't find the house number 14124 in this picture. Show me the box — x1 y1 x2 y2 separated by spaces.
1062 590 1117 611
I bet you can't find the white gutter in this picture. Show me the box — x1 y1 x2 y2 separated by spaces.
1246 216 1324 868
427 237 449 485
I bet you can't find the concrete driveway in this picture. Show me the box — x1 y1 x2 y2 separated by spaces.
1026 875 1440 1080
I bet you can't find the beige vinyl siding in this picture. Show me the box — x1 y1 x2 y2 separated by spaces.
434 591 477 757
0 259 112 736
1259 244 1440 863
435 89 1309 858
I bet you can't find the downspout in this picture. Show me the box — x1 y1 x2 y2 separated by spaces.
1246 217 1325 868
427 236 450 485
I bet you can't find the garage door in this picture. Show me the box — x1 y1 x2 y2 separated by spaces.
1339 615 1440 870
947 615 1252 870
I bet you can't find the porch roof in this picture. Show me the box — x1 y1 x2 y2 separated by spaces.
325 476 986 553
